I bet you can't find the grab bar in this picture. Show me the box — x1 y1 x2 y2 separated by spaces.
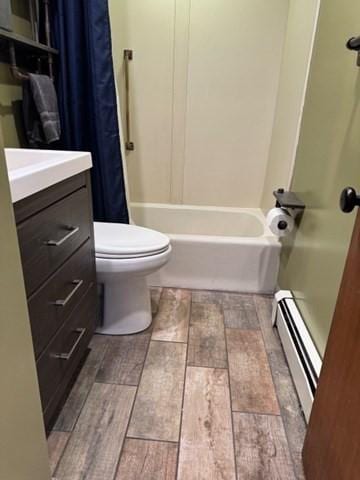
124 49 135 151
346 36 360 66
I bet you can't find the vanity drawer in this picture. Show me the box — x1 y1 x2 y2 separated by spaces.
28 240 96 358
17 187 91 297
37 284 96 412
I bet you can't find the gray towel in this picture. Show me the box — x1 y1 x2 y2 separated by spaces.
28 73 61 144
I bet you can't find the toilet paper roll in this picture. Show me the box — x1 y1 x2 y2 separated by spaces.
266 208 294 237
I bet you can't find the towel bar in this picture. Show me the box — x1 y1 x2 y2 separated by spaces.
8 41 54 81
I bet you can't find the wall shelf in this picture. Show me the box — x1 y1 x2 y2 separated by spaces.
0 28 58 56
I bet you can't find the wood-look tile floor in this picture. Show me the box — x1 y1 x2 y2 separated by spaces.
49 288 306 480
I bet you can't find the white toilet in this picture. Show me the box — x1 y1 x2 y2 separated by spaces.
94 222 171 335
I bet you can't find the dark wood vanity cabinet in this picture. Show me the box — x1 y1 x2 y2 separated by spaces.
14 171 97 430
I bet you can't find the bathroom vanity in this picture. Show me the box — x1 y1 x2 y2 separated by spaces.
6 149 97 430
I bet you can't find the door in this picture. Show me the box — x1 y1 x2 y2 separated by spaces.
303 193 360 479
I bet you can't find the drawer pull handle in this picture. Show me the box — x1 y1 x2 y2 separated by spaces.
54 328 87 360
54 279 84 307
45 226 80 247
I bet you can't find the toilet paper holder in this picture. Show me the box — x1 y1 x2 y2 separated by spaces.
273 189 305 220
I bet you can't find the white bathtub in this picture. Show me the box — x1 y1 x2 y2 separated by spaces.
130 203 281 294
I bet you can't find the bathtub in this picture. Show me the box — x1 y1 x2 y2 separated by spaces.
130 203 281 294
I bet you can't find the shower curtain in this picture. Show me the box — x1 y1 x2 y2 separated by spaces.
51 0 129 223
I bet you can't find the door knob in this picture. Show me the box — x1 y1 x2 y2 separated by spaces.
340 187 360 213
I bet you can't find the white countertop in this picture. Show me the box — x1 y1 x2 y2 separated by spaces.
5 148 93 203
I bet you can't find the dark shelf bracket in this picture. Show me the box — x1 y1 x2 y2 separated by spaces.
273 188 306 219
9 42 29 80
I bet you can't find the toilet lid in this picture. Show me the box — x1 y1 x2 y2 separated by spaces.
94 222 170 258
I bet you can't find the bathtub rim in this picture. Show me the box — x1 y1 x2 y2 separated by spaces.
130 202 278 240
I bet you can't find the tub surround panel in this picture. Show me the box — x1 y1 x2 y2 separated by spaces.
110 0 290 208
182 0 289 208
261 0 320 209
170 0 191 204
109 0 174 204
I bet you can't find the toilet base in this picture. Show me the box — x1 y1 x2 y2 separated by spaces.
96 276 152 335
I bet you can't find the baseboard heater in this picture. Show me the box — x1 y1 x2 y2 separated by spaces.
273 290 322 422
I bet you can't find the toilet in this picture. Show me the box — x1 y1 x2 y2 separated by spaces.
94 222 171 335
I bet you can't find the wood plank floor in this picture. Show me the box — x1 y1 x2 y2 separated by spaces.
50 288 305 480
226 329 280 414
178 367 236 480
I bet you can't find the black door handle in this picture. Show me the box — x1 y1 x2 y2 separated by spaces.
340 187 360 213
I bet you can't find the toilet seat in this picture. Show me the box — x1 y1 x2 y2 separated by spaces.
94 222 170 259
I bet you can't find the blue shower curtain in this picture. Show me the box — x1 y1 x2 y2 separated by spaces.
51 0 129 223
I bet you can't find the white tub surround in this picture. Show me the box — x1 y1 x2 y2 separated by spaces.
131 204 280 294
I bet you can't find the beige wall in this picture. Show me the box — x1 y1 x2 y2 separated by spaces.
279 0 360 356
0 65 23 147
0 127 50 479
110 0 289 207
0 1 33 148
261 0 320 209
182 0 289 207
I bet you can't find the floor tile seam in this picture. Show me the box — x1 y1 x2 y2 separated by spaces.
232 409 282 417
151 338 188 345
225 325 261 331
223 308 240 480
186 363 228 370
126 434 179 445
175 292 192 480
